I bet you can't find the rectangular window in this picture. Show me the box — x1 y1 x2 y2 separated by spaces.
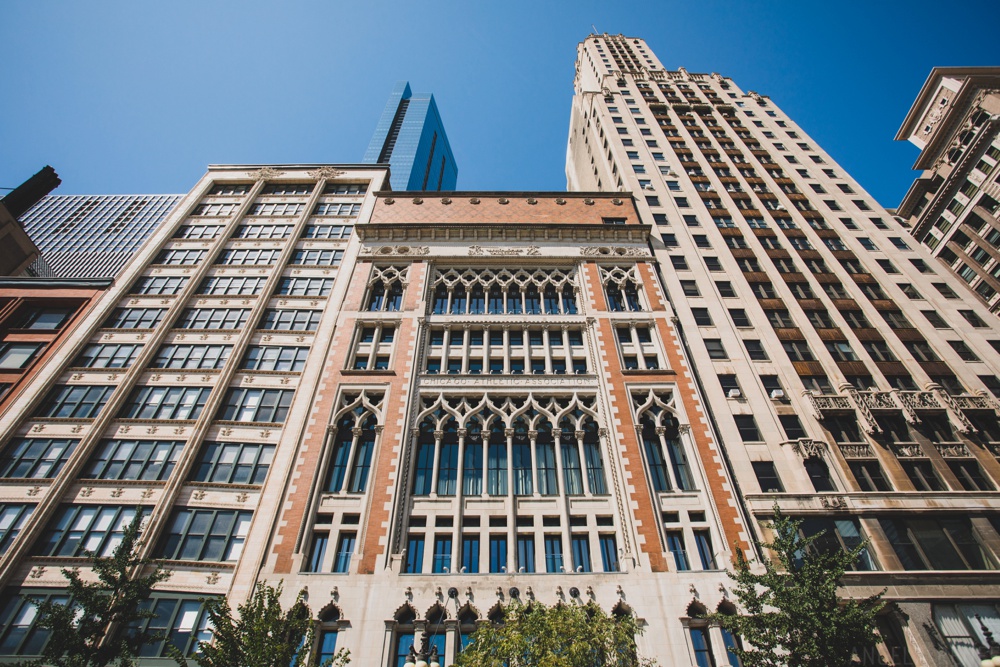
103 308 164 329
153 249 206 266
119 387 211 421
83 439 184 481
259 309 322 331
198 276 268 295
667 531 689 570
134 595 215 659
241 346 309 371
517 535 536 573
752 461 784 492
159 508 251 562
191 442 275 485
705 339 728 359
462 535 480 574
10 306 74 331
849 460 892 492
37 505 150 557
694 530 716 569
248 202 304 217
782 341 815 361
0 505 35 555
323 182 367 195
216 389 294 423
216 248 282 266
74 343 142 369
744 340 768 360
405 535 424 573
489 536 508 574
233 224 293 239
960 310 988 327
276 278 333 296
290 249 344 266
151 344 231 370
332 532 356 573
306 532 328 572
879 516 993 570
0 439 78 479
36 385 114 419
303 224 353 239
544 535 564 573
734 415 761 442
176 308 249 330
130 276 189 295
571 535 591 573
173 224 223 239
313 202 361 217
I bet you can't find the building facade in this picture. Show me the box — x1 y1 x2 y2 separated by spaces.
567 34 1000 667
20 194 182 278
896 68 1000 314
364 81 458 192
0 165 750 667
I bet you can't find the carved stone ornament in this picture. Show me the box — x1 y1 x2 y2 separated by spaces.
246 167 284 181
580 246 651 257
362 245 431 256
469 198 481 204
611 198 623 205
206 571 221 585
412 198 423 205
526 198 537 205
384 198 395 205
307 167 345 180
555 198 567 205
784 438 826 459
583 198 595 205
498 198 509 205
820 496 847 510
441 197 452 205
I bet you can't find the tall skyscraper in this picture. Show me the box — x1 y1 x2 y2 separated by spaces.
896 67 1000 313
568 34 1000 666
364 81 458 191
19 194 181 278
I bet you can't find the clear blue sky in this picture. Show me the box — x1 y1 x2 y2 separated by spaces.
2 0 997 207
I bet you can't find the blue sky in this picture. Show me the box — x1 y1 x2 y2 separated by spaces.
1 0 997 207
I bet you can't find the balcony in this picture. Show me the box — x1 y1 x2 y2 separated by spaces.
837 442 874 459
896 391 942 411
805 393 852 412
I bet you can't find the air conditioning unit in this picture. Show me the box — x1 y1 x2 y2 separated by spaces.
770 389 785 399
727 388 742 398
644 184 655 190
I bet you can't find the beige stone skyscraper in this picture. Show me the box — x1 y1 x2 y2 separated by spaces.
568 34 1000 667
896 67 1000 314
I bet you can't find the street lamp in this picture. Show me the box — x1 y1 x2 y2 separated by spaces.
403 633 441 667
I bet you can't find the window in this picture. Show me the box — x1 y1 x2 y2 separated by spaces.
901 460 944 491
333 532 356 573
694 234 711 248
36 385 114 419
130 276 188 295
248 202 304 217
461 535 480 574
192 442 274 485
680 281 700 297
690 628 716 667
734 415 761 441
0 343 42 370
661 233 678 247
765 309 795 328
83 439 184 481
0 505 34 555
880 516 994 570
242 346 309 371
74 343 142 369
948 340 980 362
544 535 564 573
259 309 322 331
705 339 728 359
153 249 206 266
489 536 508 573
692 308 713 326
752 461 784 492
303 224 353 239
881 311 912 329
718 374 741 396
198 276 267 295
782 341 815 361
193 203 237 217
744 340 768 360
277 277 332 296
849 460 892 491
898 283 921 299
863 341 897 362
312 202 360 217
826 341 859 362
176 308 249 330
216 248 282 266
889 237 910 250
234 224 293 239
670 256 688 270
667 531 689 570
918 310 948 329
804 457 835 491
822 282 850 299
119 386 211 421
0 439 78 479
306 532 328 573
217 389 294 423
517 535 536 573
910 259 933 274
135 596 213 658
949 460 993 491
405 535 424 573
36 505 150 557
159 508 251 562
323 182 367 195
716 281 736 297
173 225 222 239
960 310 988 327
103 308 164 329
790 282 814 299
779 415 807 440
729 309 751 327
0 588 68 655
750 282 776 299
151 344 231 370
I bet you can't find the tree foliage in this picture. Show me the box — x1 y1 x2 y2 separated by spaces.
454 599 656 667
173 581 349 667
709 507 885 667
16 510 170 667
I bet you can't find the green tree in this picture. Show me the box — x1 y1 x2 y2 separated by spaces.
16 509 170 667
173 581 349 667
709 507 885 667
454 599 656 667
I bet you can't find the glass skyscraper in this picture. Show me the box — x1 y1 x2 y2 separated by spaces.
363 81 458 191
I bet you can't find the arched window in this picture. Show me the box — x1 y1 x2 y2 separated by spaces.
391 606 416 667
511 419 532 496
366 267 406 312
535 422 557 496
429 268 578 316
487 421 507 496
633 389 694 493
601 266 645 312
324 392 383 495
314 605 343 666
